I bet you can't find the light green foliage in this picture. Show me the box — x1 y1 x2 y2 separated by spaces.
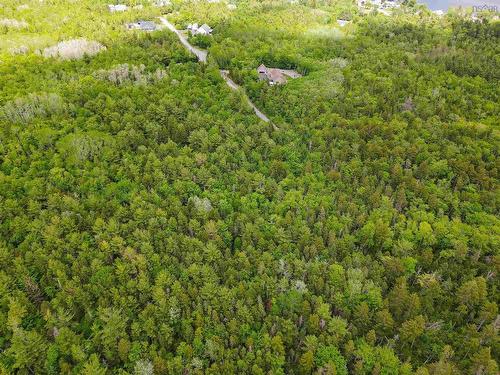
82 354 107 375
315 345 348 375
355 341 401 374
0 0 498 374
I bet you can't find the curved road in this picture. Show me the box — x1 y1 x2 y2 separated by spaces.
159 16 272 124
159 17 207 62
219 70 271 123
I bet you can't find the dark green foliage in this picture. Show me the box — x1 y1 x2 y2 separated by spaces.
189 34 213 49
0 1 498 374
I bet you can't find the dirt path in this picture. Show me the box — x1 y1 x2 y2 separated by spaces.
159 16 274 126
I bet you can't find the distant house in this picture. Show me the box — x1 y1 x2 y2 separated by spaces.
108 4 127 12
196 24 213 35
187 23 199 32
383 0 399 8
257 64 268 76
257 64 301 85
188 23 213 35
260 66 287 85
358 0 397 9
470 13 482 22
126 20 157 31
154 0 171 6
337 19 350 27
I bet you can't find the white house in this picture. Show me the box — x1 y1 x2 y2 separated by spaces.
196 24 213 35
188 23 213 35
383 0 399 8
126 20 157 31
187 23 199 32
337 19 350 27
471 13 481 22
108 4 128 12
154 0 171 6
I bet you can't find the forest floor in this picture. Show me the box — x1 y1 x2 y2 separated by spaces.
159 16 273 125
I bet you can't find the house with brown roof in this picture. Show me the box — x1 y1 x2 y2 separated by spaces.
257 64 301 85
257 64 267 75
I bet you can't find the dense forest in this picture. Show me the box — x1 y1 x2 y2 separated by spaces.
0 0 498 374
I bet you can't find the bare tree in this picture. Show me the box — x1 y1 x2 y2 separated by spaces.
42 39 105 60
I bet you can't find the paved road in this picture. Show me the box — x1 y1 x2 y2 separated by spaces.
159 17 207 63
220 70 270 123
160 16 273 125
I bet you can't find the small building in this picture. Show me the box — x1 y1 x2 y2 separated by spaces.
126 20 157 31
196 24 213 35
267 69 287 85
470 13 482 22
108 4 128 12
257 64 268 78
188 23 213 35
187 23 199 32
358 0 392 8
257 64 301 86
337 19 350 27
383 0 399 8
154 0 171 6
